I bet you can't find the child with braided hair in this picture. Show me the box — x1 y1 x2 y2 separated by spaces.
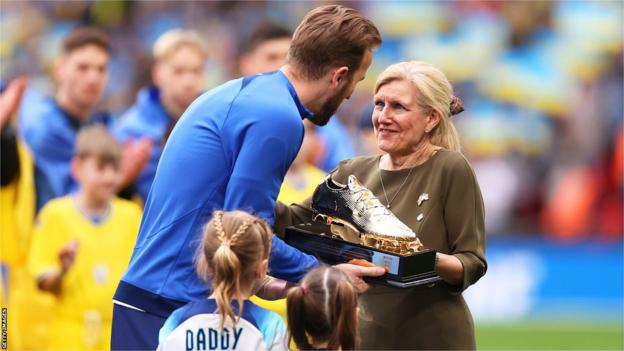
157 210 287 351
286 265 360 350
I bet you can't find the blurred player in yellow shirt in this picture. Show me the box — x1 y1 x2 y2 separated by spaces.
28 125 141 350
1 77 56 350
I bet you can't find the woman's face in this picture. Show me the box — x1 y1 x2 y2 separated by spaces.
372 79 430 156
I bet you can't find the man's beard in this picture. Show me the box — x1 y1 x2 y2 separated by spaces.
308 82 350 126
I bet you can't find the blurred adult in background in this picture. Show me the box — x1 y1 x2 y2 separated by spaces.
18 26 149 211
18 27 110 211
1 78 32 268
113 29 207 203
238 22 292 76
0 77 50 350
275 61 487 349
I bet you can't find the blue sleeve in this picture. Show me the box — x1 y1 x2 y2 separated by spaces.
254 308 288 351
112 109 138 142
223 111 318 282
22 122 76 209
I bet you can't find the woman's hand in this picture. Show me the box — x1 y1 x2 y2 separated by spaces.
435 253 464 286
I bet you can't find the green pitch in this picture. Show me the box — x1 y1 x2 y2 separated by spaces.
476 322 623 350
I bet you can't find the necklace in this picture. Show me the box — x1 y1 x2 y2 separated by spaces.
378 165 414 209
378 147 440 208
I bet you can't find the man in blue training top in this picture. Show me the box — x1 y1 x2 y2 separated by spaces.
111 5 385 350
18 26 150 210
113 29 208 202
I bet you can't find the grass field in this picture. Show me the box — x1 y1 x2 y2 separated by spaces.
476 322 624 350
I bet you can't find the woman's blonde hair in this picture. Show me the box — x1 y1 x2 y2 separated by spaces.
374 61 464 152
196 210 272 329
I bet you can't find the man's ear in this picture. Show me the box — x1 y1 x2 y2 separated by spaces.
70 157 82 182
151 63 162 87
53 57 65 85
330 66 350 88
238 54 251 76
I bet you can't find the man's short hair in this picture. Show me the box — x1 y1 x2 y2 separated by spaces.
74 125 122 167
288 5 382 80
62 26 111 55
153 29 208 62
240 22 292 55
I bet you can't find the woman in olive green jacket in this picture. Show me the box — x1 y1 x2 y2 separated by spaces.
275 61 487 350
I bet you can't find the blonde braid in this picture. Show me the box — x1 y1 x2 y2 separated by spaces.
228 220 252 246
199 211 273 330
213 211 227 242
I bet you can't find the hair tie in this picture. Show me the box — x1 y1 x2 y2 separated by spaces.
220 239 232 248
450 96 464 116
300 284 308 295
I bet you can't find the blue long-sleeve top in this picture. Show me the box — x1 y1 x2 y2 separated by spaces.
113 87 173 201
19 94 111 210
115 71 319 317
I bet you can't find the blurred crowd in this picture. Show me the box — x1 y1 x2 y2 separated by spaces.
1 0 622 239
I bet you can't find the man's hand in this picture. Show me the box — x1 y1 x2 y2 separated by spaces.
0 76 27 129
119 138 152 187
334 263 387 294
58 240 79 274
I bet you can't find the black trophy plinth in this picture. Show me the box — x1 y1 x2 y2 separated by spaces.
285 222 441 288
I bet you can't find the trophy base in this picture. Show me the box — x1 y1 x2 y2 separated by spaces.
285 222 442 289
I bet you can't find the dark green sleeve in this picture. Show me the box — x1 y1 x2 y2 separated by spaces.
273 160 351 237
273 198 314 238
443 154 487 292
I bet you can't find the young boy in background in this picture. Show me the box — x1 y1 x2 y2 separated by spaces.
28 125 142 350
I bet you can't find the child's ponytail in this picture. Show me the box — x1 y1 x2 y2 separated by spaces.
286 285 313 350
286 266 359 350
212 238 244 329
196 210 272 330
328 277 358 350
